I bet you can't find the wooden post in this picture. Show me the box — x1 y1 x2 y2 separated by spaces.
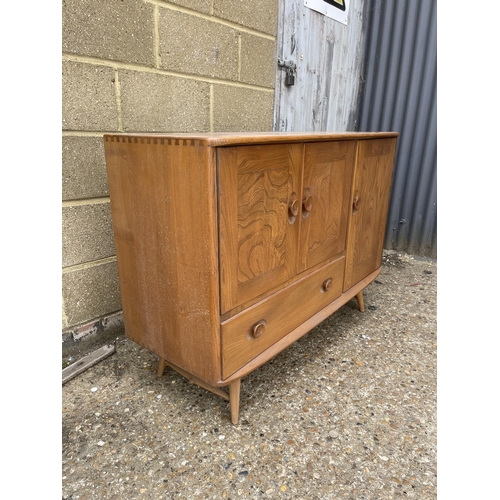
229 378 241 425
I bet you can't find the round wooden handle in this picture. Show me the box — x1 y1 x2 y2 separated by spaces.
353 196 361 211
288 198 299 217
252 321 266 338
322 278 333 292
303 195 313 213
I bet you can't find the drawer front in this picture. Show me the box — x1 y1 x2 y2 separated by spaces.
221 256 345 380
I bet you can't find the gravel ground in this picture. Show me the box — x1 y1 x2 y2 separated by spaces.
62 250 437 499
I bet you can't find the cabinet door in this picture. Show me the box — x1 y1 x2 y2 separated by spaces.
343 138 397 291
298 141 355 273
218 143 303 313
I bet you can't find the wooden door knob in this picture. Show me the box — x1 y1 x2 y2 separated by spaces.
288 195 299 217
322 278 333 292
251 320 266 338
303 195 313 213
353 196 361 211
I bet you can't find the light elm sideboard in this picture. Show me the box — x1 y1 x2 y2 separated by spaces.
104 132 398 424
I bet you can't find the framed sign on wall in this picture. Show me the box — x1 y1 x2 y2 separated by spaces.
304 0 350 24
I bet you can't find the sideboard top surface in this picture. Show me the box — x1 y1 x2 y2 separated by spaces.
104 131 399 148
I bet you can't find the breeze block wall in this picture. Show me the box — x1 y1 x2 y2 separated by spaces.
62 0 279 345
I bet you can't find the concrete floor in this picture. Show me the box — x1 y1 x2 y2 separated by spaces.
62 250 436 499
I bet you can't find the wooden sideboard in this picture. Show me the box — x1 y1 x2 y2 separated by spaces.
104 132 398 424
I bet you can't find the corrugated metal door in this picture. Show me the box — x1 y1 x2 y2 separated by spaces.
355 0 437 258
273 0 367 132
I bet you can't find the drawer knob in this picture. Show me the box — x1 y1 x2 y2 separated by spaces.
251 320 266 338
322 278 333 292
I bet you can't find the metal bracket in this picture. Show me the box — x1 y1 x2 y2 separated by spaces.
278 58 296 71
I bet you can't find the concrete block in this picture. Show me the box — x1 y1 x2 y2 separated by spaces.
62 260 122 327
62 0 155 66
62 61 118 131
213 0 279 36
62 202 116 268
119 70 210 132
166 0 211 14
213 85 274 132
158 9 238 80
240 33 276 88
62 136 109 201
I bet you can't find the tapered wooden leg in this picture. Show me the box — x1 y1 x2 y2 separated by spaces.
157 357 166 377
356 290 365 312
229 379 241 425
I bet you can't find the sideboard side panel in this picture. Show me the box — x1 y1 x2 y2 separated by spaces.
104 137 220 385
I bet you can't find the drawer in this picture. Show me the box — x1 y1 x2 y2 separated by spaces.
221 256 345 380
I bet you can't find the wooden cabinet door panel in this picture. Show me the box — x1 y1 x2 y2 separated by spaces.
343 138 397 291
218 144 303 313
298 141 355 273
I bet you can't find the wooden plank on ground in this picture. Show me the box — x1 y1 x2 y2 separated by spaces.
62 344 115 385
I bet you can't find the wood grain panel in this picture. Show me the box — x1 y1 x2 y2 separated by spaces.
218 143 303 313
298 141 355 272
221 257 344 379
104 135 220 385
236 167 289 283
343 138 397 291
